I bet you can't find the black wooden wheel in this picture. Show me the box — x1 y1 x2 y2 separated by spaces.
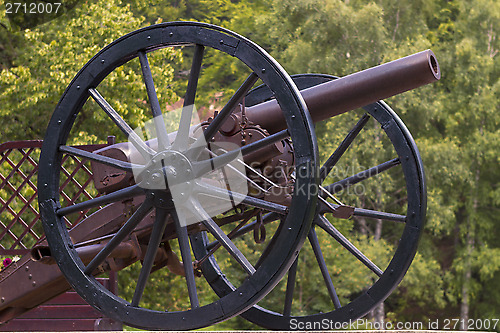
192 74 426 329
38 22 318 330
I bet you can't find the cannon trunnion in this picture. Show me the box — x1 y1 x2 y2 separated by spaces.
0 22 439 330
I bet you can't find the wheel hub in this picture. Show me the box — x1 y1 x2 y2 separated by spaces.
139 150 195 203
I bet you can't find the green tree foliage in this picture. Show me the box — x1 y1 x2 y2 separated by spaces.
1 0 151 141
429 0 500 324
252 0 499 326
0 0 498 330
0 5 21 69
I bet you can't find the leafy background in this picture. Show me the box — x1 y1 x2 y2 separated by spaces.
0 0 498 330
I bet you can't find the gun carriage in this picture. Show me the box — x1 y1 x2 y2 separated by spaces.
0 22 440 330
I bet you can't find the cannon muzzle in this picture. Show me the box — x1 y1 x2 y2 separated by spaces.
244 49 440 133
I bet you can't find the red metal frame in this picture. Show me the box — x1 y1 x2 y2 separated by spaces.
0 140 121 331
0 140 106 255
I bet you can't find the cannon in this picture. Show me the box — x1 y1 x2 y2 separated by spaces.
0 22 440 330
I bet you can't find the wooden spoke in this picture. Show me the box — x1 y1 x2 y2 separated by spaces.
138 51 170 151
283 257 299 316
322 158 400 196
196 182 288 215
171 210 200 309
56 184 144 216
202 72 259 143
354 208 406 223
173 44 205 151
308 227 341 309
59 145 142 172
131 208 169 307
88 88 155 158
320 114 370 181
315 215 383 277
84 197 154 274
192 129 289 177
190 198 255 275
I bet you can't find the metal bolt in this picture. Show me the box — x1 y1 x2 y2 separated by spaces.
151 173 162 183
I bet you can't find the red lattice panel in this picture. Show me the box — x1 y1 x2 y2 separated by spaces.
0 140 106 255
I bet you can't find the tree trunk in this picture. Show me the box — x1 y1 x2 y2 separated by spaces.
374 302 385 327
460 167 480 330
460 231 473 330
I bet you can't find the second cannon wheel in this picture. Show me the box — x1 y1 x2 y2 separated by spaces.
192 74 426 329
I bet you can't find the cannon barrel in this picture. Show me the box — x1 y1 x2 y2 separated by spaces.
90 50 440 191
244 49 440 133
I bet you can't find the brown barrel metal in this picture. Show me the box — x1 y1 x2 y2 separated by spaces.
245 49 440 133
88 50 440 178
